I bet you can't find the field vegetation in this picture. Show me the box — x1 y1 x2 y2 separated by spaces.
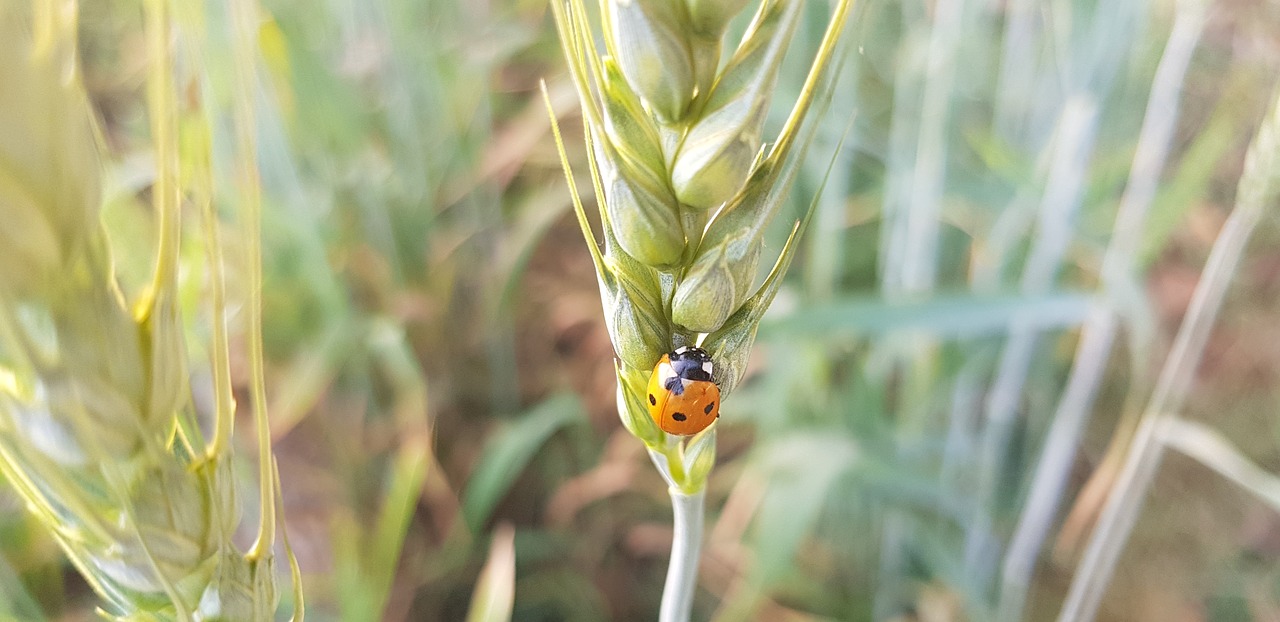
1 0 1279 620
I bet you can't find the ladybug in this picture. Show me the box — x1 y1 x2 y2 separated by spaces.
646 346 721 436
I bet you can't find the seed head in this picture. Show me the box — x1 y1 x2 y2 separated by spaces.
0 3 292 617
599 58 667 181
599 230 672 371
670 142 805 332
671 0 802 210
684 0 753 37
549 0 853 490
669 99 766 210
670 226 760 333
607 0 697 123
594 134 687 267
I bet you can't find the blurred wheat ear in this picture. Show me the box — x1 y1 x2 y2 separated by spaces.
0 0 300 619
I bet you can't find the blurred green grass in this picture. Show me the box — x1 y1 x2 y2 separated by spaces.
3 0 1280 620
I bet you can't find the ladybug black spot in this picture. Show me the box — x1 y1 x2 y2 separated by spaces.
704 402 715 414
671 412 687 422
649 394 656 405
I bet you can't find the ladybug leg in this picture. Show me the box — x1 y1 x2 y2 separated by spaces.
664 376 684 395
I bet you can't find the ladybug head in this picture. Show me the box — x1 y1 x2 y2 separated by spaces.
669 346 714 383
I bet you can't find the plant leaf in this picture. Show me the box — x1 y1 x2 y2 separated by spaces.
764 291 1097 339
461 393 586 532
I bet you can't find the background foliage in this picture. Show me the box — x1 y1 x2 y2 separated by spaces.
2 0 1280 620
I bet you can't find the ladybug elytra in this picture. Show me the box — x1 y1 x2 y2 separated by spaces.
646 346 721 436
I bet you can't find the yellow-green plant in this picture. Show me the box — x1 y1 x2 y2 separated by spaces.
0 0 299 619
547 0 852 619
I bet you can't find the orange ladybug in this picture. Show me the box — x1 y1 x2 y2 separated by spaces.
646 346 721 436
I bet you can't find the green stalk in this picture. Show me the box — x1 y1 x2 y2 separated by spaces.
660 489 706 622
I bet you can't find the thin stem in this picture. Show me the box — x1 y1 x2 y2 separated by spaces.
660 489 705 622
997 5 1206 619
1056 76 1279 622
899 0 964 294
991 0 1038 143
966 96 1098 590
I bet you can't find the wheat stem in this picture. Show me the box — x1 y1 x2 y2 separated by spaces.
660 489 706 622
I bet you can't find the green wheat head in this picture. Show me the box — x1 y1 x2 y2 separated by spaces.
548 0 852 492
0 1 299 619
